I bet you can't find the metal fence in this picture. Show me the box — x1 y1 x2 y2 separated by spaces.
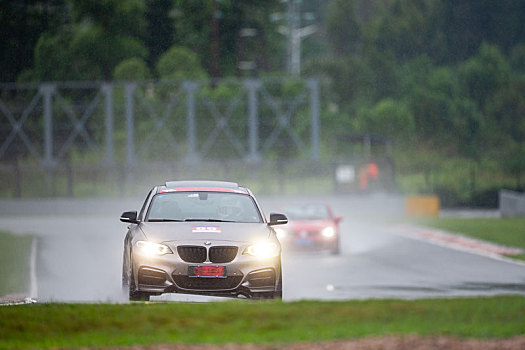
0 78 320 167
0 78 329 197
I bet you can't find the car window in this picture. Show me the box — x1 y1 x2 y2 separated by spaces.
284 204 330 220
146 192 262 223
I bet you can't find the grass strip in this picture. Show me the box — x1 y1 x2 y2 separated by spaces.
412 218 525 252
0 231 32 297
1 296 524 349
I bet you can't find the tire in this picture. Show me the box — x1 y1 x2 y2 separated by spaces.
331 237 341 255
126 255 150 302
253 264 283 300
275 264 283 299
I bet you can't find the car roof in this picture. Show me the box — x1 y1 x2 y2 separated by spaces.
165 181 239 189
159 181 250 195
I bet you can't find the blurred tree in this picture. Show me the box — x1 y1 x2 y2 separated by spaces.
434 0 525 64
510 44 525 74
68 0 148 80
172 0 281 77
325 0 362 56
1 0 67 82
113 57 151 80
504 142 525 190
485 76 525 145
144 0 175 69
314 55 375 109
31 29 78 81
156 46 207 80
373 0 432 61
357 98 415 142
29 0 148 81
365 47 399 100
459 43 511 109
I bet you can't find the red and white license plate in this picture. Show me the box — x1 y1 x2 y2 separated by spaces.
189 265 226 278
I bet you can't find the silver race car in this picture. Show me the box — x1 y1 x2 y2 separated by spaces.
120 181 287 301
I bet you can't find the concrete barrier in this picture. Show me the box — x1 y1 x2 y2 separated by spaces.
500 190 525 217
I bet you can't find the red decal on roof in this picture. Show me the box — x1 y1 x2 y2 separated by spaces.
160 187 248 194
192 225 221 233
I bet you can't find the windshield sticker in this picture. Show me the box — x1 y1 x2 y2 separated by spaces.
192 225 221 233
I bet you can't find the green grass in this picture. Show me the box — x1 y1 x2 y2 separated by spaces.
412 218 525 253
0 296 524 349
0 231 33 297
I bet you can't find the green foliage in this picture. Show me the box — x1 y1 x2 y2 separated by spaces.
113 58 151 81
70 0 145 37
33 29 78 81
500 142 525 189
156 46 207 80
172 0 282 77
70 25 148 81
485 76 525 144
459 43 511 109
325 0 362 55
27 0 148 81
510 44 525 73
357 99 414 142
144 0 175 67
373 0 432 61
1 297 524 348
0 231 32 297
0 0 66 82
3 0 525 201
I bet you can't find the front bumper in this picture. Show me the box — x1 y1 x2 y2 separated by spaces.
132 241 280 297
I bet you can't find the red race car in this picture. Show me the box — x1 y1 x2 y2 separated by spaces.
274 203 342 255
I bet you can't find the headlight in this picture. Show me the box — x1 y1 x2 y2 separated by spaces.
274 227 287 240
321 226 336 238
244 242 280 259
135 241 173 256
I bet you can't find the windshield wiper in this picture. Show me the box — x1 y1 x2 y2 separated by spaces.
148 219 184 222
184 218 235 222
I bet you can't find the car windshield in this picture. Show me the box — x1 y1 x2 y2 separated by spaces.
284 204 330 220
147 191 262 223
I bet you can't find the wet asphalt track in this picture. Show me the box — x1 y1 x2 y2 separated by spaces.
0 196 524 302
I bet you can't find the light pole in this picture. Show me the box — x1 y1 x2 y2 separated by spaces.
278 0 317 76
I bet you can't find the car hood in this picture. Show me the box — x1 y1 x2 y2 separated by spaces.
139 222 272 243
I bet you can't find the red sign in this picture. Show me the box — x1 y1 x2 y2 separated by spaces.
190 265 226 278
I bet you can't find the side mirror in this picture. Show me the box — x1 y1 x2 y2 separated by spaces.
120 211 138 224
268 212 288 226
334 216 343 224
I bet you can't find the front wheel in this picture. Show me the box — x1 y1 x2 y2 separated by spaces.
125 256 150 301
252 264 283 299
331 237 341 255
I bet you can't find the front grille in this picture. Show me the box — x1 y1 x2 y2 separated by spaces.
177 246 206 263
209 246 238 263
173 275 243 290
